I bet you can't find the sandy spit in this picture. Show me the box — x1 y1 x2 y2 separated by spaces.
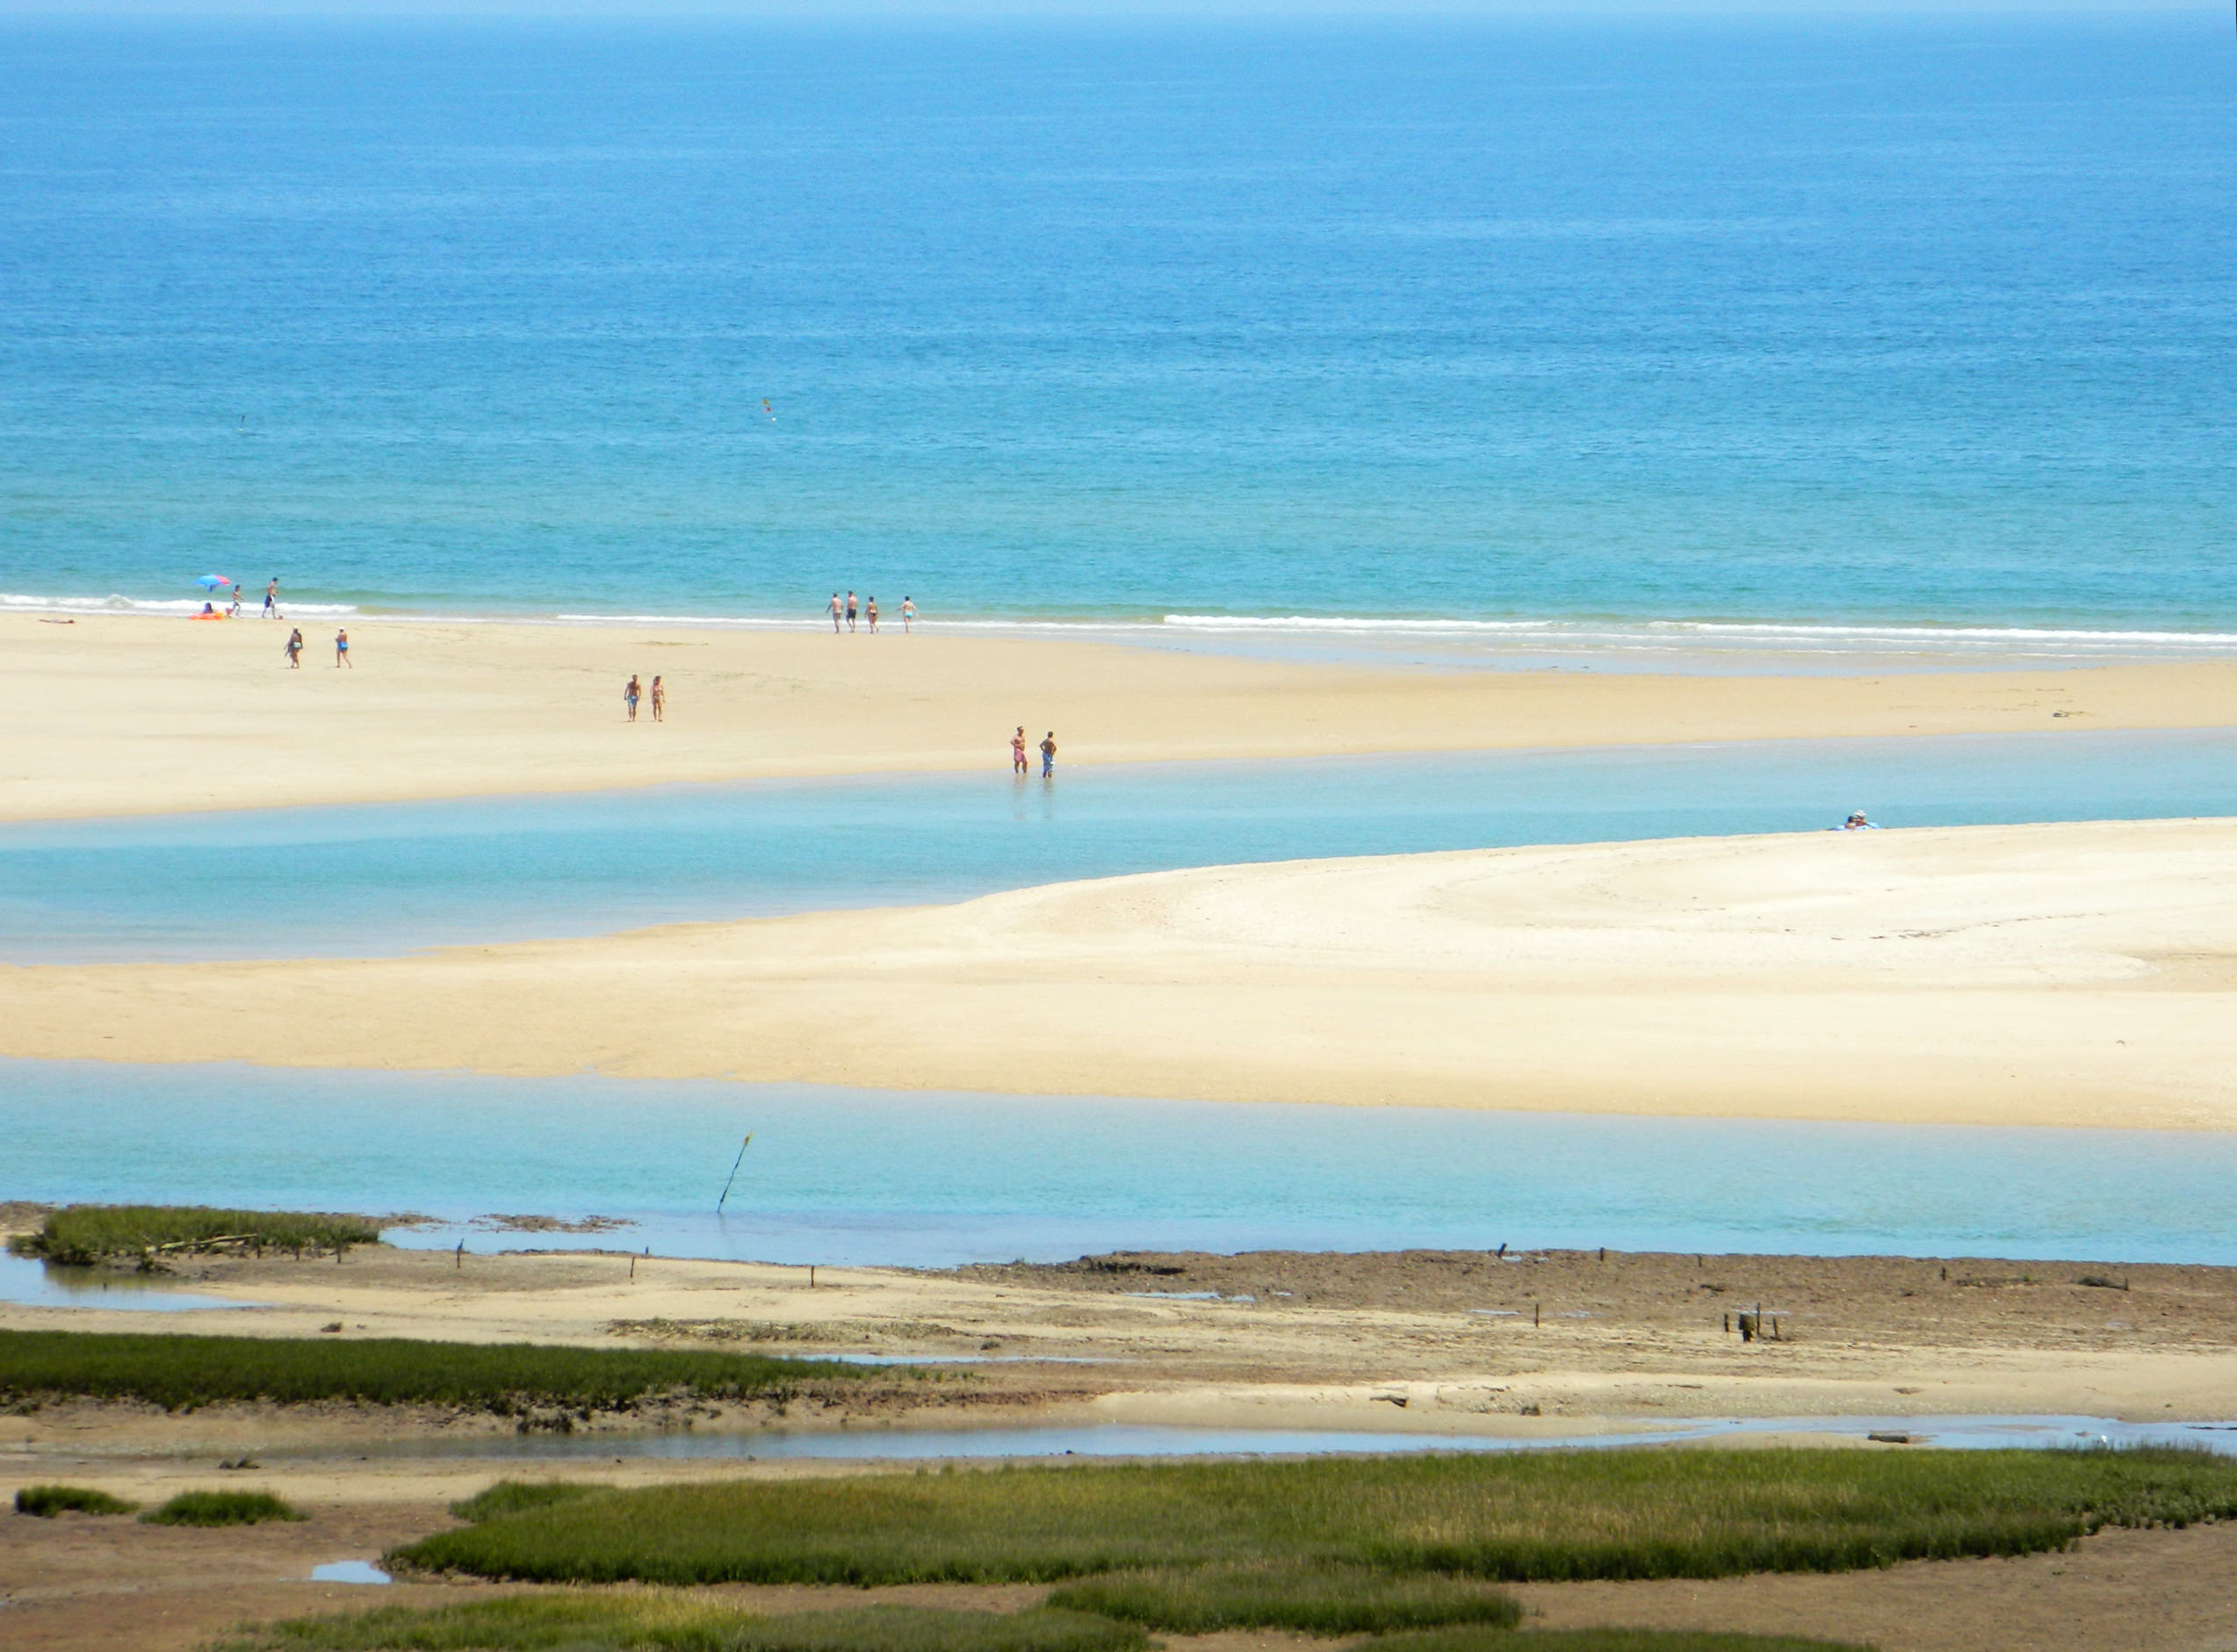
4 818 2234 1129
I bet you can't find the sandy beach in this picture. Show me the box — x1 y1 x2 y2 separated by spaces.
5 817 2233 1129
7 612 2237 820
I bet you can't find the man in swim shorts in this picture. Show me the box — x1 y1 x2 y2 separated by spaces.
1040 731 1057 778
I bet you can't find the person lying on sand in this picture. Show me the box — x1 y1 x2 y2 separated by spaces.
1839 812 1880 830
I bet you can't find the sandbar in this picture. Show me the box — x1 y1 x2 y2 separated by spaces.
7 612 2237 820
5 817 2233 1129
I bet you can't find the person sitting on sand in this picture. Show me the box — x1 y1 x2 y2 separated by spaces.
335 627 351 667
650 675 665 722
285 627 303 668
624 675 641 722
1012 726 1029 775
200 602 215 617
1040 731 1057 778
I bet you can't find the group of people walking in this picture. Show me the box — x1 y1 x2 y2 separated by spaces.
828 591 913 633
622 675 667 722
1012 725 1057 777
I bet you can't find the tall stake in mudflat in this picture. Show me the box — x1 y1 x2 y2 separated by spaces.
716 1134 754 1214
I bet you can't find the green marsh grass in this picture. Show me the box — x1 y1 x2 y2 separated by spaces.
394 1447 2237 1586
14 1482 140 1517
0 1329 867 1414
10 1205 384 1265
141 1489 306 1526
1046 1562 1523 1633
451 1480 604 1522
210 1598 1149 1652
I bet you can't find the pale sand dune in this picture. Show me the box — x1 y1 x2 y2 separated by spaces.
5 612 2237 819
5 818 2234 1129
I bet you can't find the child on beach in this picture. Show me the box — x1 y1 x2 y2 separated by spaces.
285 628 303 667
1012 726 1029 775
624 675 641 722
334 628 350 667
650 676 665 722
865 595 878 632
1040 731 1057 777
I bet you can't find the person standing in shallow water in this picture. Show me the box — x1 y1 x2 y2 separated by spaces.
901 596 915 632
1040 731 1057 778
828 593 843 632
650 676 665 722
845 591 858 632
624 675 641 722
865 595 878 633
1012 726 1029 775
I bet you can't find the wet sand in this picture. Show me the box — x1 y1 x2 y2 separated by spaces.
7 611 2235 821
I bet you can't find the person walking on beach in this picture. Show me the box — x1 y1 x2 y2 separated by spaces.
1012 726 1029 775
334 628 351 667
865 595 879 633
650 675 666 722
263 579 278 618
1040 731 1057 778
901 596 915 632
624 675 642 722
846 591 858 632
828 593 843 632
285 627 303 667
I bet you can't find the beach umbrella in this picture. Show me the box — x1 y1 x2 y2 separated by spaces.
194 574 233 590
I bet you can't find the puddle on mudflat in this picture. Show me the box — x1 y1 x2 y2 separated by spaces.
0 1251 249 1312
323 1414 2237 1465
310 1561 392 1585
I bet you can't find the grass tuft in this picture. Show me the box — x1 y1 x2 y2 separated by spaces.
1047 1562 1521 1634
0 1329 868 1415
207 1598 1147 1652
14 1482 140 1517
394 1447 2237 1587
141 1489 307 1526
10 1205 383 1266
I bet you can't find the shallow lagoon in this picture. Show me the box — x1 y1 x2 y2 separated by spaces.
2 727 2233 962
6 1059 2237 1273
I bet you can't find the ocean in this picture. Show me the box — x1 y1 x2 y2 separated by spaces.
3 11 2235 658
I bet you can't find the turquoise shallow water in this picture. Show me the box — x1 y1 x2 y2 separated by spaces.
2 15 2234 643
6 1060 2237 1269
4 727 2233 962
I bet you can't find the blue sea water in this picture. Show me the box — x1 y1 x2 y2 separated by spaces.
2 726 2232 962
7 1059 2237 1268
3 12 2235 646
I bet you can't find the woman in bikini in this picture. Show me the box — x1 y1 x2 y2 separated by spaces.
650 676 666 722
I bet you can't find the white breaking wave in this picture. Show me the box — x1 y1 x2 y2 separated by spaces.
3 591 360 618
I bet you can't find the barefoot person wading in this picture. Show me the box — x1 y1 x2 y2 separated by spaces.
1012 726 1029 775
1040 730 1057 778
